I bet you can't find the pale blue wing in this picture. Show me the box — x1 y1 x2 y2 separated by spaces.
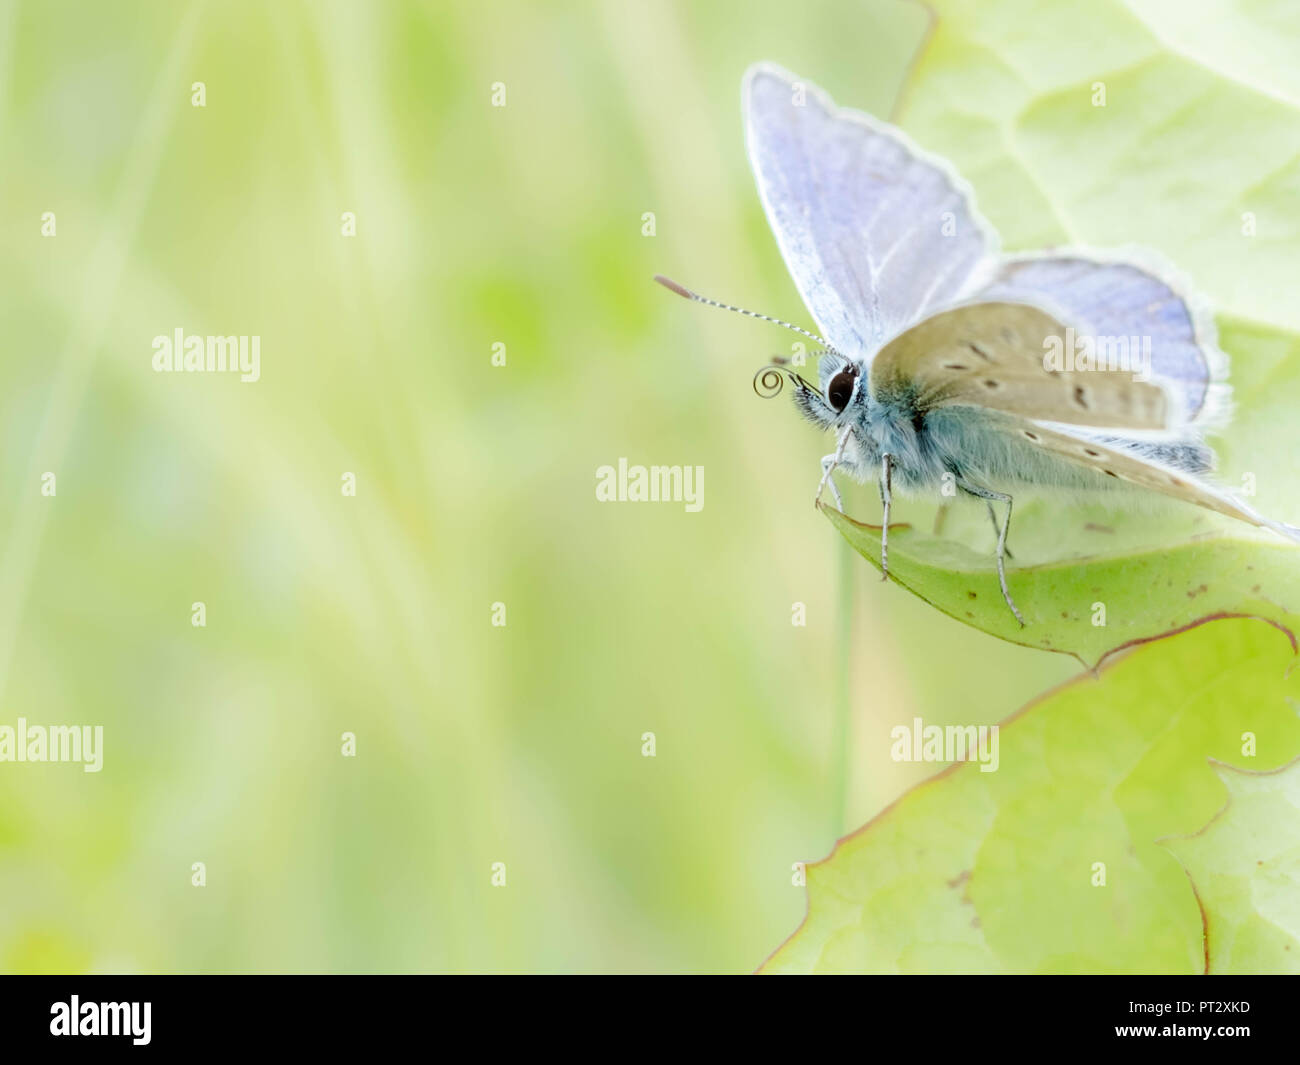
974 251 1229 428
743 63 998 361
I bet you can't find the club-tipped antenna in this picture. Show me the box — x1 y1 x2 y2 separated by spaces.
654 275 838 355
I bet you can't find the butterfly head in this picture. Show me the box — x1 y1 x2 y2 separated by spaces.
752 352 866 426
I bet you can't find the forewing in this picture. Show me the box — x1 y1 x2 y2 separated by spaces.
975 251 1228 426
869 301 1171 431
744 63 997 359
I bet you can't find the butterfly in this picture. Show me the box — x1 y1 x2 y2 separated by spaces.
656 63 1300 625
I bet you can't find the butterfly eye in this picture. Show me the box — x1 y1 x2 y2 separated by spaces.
827 368 857 412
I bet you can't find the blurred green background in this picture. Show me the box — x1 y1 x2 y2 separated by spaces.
0 0 1080 973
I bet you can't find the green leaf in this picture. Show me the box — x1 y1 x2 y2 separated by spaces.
902 0 1300 328
1162 758 1300 973
840 0 1300 647
761 617 1300 974
824 501 1300 668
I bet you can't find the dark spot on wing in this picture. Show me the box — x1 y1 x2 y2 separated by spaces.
967 341 994 361
1073 386 1090 409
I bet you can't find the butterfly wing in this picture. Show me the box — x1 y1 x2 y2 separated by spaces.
973 251 1229 428
869 297 1298 541
1004 422 1300 542
868 301 1172 431
743 63 997 360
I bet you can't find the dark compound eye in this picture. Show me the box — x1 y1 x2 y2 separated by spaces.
827 368 857 412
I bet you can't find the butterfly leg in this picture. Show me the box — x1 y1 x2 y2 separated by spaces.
932 502 950 536
878 453 893 583
819 455 844 511
815 424 852 509
984 502 1014 561
957 481 1025 627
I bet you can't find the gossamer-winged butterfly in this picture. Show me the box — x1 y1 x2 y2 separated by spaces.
656 63 1300 626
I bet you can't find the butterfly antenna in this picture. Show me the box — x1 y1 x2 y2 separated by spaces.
654 275 838 355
